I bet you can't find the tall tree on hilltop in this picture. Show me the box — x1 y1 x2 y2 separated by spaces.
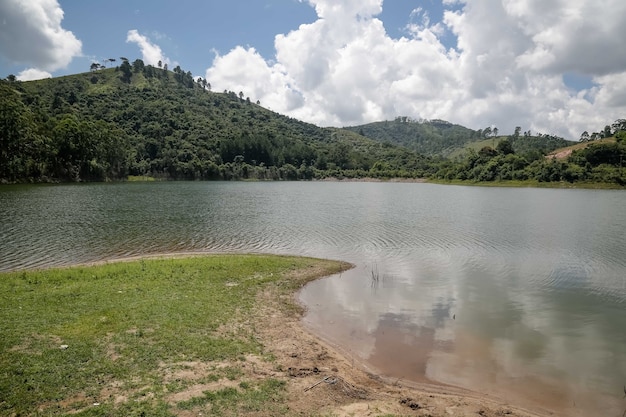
119 60 132 83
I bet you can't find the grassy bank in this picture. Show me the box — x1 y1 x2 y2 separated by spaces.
429 178 625 189
0 254 349 416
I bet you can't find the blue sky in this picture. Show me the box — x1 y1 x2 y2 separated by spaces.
55 0 319 77
1 0 625 139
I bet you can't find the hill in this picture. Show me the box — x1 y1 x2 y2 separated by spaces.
344 117 480 156
1 62 624 186
448 134 575 160
346 117 574 158
0 62 435 183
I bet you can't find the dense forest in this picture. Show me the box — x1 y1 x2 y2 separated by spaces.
1 59 625 186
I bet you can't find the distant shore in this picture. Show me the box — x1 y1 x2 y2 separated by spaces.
319 176 428 183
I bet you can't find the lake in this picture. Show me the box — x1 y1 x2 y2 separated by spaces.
1 181 624 416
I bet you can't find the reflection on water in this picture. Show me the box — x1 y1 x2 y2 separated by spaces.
1 181 625 416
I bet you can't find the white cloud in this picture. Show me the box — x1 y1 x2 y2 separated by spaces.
16 68 52 81
0 0 81 71
126 30 170 66
204 0 626 139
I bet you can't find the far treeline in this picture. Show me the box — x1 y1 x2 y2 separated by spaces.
1 58 625 186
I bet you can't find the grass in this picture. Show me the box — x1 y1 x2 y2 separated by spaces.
447 137 502 159
429 178 625 189
127 175 157 182
0 254 348 416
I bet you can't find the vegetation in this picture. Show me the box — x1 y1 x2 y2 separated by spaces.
345 117 572 158
1 61 625 187
344 117 480 157
0 254 349 416
432 129 626 186
0 63 437 183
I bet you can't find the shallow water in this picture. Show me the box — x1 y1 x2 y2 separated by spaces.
1 181 625 415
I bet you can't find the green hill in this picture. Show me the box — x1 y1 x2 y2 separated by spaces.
345 117 574 158
344 117 480 156
448 134 575 160
0 63 435 183
1 62 623 186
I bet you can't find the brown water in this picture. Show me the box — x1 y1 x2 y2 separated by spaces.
1 181 625 415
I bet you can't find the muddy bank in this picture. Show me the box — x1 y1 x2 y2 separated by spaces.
249 265 555 417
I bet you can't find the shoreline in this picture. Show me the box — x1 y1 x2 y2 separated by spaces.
3 253 557 416
289 296 554 417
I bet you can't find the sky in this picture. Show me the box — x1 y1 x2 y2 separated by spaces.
1 0 626 140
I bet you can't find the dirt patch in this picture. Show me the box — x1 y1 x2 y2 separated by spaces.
10 334 65 356
546 149 573 159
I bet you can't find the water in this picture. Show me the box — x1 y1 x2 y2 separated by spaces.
1 181 625 415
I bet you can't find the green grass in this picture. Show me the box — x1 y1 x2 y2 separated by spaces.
0 254 348 416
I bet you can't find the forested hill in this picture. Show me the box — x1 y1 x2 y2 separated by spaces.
344 118 479 156
1 61 624 186
344 117 573 157
0 62 435 183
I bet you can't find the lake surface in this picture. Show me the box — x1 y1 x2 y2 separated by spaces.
1 181 625 415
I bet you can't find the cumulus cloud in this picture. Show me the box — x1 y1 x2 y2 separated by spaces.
126 30 170 66
205 0 626 139
16 68 52 81
0 0 82 71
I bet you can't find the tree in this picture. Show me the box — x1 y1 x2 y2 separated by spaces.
482 127 492 138
158 60 162 68
90 62 100 72
612 119 626 133
0 85 40 181
492 127 499 137
496 139 514 155
513 126 521 138
6 74 16 82
132 59 145 73
580 131 590 142
119 60 132 83
239 91 244 101
163 63 168 72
